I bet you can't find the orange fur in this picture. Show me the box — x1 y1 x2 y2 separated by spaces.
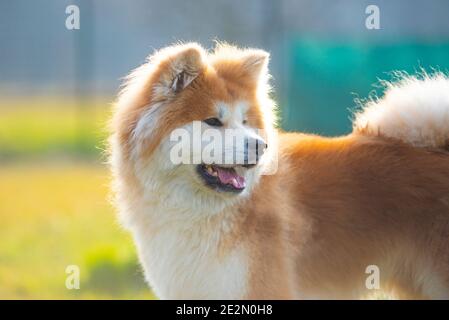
110 43 449 299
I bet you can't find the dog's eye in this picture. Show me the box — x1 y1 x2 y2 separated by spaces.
203 117 223 127
243 119 248 125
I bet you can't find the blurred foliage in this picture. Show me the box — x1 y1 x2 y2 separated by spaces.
284 40 449 135
0 98 109 160
84 245 149 295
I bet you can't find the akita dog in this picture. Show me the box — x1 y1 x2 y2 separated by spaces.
109 42 449 299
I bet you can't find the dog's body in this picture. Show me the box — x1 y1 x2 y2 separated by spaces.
110 43 449 299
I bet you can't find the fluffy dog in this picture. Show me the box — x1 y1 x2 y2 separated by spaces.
109 42 449 299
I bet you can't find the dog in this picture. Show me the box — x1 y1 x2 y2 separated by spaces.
109 42 449 299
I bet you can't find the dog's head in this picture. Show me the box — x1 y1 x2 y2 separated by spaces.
111 43 277 213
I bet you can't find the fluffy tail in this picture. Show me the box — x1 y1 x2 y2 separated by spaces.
353 73 449 149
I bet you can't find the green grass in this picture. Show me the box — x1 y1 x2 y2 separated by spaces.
0 98 154 299
0 98 109 159
0 162 154 299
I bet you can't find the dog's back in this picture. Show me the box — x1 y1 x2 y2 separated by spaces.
270 133 449 299
243 75 449 299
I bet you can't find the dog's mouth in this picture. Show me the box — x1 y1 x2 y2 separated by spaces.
197 164 246 193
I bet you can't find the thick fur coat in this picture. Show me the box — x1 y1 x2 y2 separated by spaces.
109 43 449 299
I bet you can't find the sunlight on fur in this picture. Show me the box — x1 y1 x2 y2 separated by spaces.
109 42 449 299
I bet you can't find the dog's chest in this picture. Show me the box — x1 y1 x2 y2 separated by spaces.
133 219 249 299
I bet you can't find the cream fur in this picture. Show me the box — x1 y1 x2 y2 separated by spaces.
116 104 262 299
110 42 449 300
354 73 449 148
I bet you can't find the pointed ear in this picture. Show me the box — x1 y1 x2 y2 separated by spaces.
240 49 269 82
151 43 206 98
212 45 270 87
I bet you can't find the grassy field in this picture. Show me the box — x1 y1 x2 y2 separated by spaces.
0 162 154 299
0 98 108 159
0 99 154 299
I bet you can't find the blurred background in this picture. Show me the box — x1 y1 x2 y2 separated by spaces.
1 0 449 299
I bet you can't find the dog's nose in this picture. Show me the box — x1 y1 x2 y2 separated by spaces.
256 138 267 158
259 140 268 151
243 137 267 167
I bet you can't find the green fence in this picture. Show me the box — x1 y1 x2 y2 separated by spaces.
283 40 449 136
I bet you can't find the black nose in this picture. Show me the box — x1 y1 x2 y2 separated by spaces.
259 140 268 150
243 137 267 167
256 138 267 156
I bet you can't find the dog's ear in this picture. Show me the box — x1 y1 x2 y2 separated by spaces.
150 43 206 99
212 45 269 87
239 49 269 83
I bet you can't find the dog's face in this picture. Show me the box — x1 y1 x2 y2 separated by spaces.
112 43 276 212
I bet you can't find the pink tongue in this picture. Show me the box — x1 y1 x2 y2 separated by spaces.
216 167 246 189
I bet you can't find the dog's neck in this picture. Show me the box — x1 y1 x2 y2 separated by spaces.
146 186 243 225
120 169 245 235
